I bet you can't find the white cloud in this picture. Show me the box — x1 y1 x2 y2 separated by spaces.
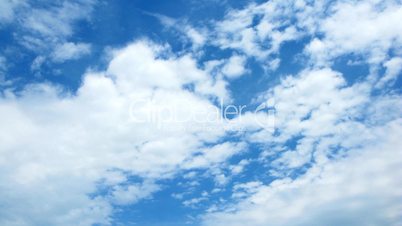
212 1 302 59
202 119 402 226
2 0 402 225
375 57 402 88
0 40 239 225
145 12 207 48
221 55 247 79
255 68 368 136
305 0 402 66
21 0 94 40
185 26 206 46
232 181 262 199
4 0 96 68
108 40 229 100
198 61 402 225
230 159 249 175
209 0 402 69
183 142 246 169
51 42 91 63
110 181 159 206
183 196 208 208
0 0 25 23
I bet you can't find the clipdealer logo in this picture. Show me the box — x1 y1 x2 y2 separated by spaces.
128 97 275 131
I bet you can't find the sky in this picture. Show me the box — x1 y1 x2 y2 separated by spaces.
0 0 402 226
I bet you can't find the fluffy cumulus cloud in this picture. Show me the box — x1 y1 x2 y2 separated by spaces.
0 40 242 225
221 55 248 79
1 0 402 225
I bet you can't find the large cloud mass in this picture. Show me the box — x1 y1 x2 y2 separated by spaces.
0 0 402 225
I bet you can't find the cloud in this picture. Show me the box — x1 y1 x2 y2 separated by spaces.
375 57 402 88
107 40 229 99
0 0 25 24
207 0 402 72
202 119 402 226
0 56 14 87
0 40 239 225
221 55 247 79
304 0 402 66
145 12 207 48
0 56 6 80
248 68 369 162
211 0 302 60
198 59 401 226
142 1 402 223
198 1 402 224
183 142 246 169
20 0 94 41
1 0 96 70
51 42 91 63
1 0 402 225
30 55 46 72
110 181 159 206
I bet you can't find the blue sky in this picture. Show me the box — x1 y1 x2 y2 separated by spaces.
1 0 402 226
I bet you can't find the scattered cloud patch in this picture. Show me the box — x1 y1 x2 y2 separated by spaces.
221 55 247 79
51 42 91 63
